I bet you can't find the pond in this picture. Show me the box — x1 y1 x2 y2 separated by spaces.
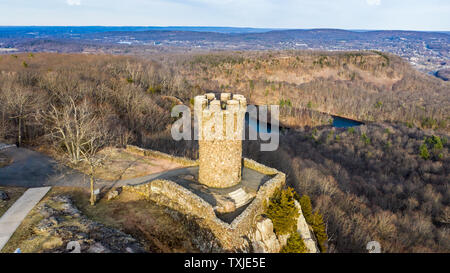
332 116 363 128
245 112 363 132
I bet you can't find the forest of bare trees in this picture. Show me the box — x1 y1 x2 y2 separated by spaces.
0 52 448 252
244 123 448 252
174 51 449 130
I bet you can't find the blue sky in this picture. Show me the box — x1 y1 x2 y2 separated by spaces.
0 0 449 30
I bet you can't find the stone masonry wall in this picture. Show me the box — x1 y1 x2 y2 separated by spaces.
122 146 319 253
194 93 247 188
126 145 198 167
198 140 242 188
123 157 285 252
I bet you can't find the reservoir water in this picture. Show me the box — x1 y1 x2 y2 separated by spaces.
332 116 363 128
245 112 362 133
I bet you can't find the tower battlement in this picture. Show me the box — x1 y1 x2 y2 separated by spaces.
194 93 247 141
194 93 247 188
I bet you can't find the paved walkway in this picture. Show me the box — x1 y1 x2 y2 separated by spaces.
0 187 51 250
0 147 104 188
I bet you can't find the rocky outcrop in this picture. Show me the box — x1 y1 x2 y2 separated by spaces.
250 202 320 253
36 196 145 253
251 217 281 253
295 200 319 253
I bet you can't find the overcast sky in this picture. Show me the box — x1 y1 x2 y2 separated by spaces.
0 0 449 30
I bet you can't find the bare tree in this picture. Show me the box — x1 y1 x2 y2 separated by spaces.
42 98 95 162
40 97 109 205
0 101 8 141
80 129 107 206
1 87 40 146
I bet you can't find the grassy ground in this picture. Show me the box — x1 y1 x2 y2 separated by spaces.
35 146 183 181
2 187 200 253
1 193 58 253
0 186 27 217
84 147 183 181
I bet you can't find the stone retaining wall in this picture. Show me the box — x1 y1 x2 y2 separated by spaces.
243 158 279 175
125 145 198 167
122 151 286 252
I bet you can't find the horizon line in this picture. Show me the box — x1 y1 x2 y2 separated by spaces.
0 25 448 33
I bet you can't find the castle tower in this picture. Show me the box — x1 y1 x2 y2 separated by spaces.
194 93 247 188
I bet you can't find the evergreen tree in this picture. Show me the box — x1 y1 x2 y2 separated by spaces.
311 211 328 253
419 143 430 160
300 194 328 252
266 188 299 235
280 232 307 253
299 195 313 224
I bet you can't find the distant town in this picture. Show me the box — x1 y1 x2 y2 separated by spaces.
0 27 448 75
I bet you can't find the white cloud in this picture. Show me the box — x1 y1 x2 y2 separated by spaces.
67 0 81 6
366 0 381 6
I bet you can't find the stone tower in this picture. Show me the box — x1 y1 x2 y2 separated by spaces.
194 93 247 188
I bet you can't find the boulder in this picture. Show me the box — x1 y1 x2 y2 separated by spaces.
39 204 56 218
251 217 281 253
125 247 136 253
106 190 119 201
87 242 110 253
0 190 9 201
251 240 266 253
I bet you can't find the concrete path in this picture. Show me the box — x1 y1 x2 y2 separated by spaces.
0 146 105 188
0 187 51 251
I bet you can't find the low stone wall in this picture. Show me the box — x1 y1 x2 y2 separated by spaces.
243 158 279 175
122 153 286 252
125 145 198 167
126 145 278 175
123 179 236 251
122 146 286 251
227 172 286 250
